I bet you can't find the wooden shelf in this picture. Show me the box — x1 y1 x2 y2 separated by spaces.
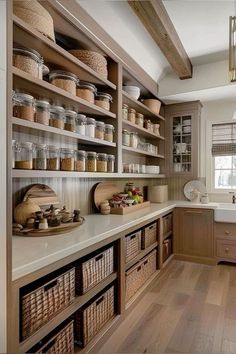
121 173 165 178
122 91 165 121
163 231 172 241
13 67 116 119
13 15 116 90
125 242 158 271
122 146 165 159
12 117 116 148
19 273 117 354
122 120 165 141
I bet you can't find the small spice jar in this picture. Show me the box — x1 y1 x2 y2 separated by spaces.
13 92 35 121
135 113 144 127
49 105 65 129
97 153 107 172
104 124 114 142
76 81 96 104
12 140 16 169
35 100 50 125
128 108 136 123
95 121 105 140
33 143 47 170
122 129 130 146
49 70 78 96
13 47 44 79
107 154 115 173
149 122 154 133
86 151 97 172
130 132 139 148
47 145 60 171
144 119 151 130
14 142 33 169
64 110 76 132
122 104 128 120
85 117 96 138
75 114 86 135
60 148 75 171
74 150 86 172
95 92 112 111
153 123 160 136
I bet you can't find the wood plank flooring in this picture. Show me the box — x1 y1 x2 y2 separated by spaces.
95 260 236 354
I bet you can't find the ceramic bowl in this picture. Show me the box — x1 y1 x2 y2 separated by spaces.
123 85 140 100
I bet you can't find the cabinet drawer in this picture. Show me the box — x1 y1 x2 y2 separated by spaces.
217 240 236 260
215 223 236 238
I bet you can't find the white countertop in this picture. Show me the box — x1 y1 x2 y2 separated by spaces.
12 201 219 281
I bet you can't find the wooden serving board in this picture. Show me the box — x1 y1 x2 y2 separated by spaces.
94 182 122 209
110 201 151 215
14 217 85 237
24 184 60 207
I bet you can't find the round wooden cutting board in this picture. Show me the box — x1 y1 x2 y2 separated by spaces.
24 184 60 207
94 182 122 209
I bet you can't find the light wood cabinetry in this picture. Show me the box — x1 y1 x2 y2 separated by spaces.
215 222 236 263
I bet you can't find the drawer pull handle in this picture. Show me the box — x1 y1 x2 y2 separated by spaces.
95 254 103 261
96 296 104 306
225 248 230 253
44 280 58 292
137 266 141 272
148 225 154 230
144 260 148 265
225 231 230 235
130 234 137 240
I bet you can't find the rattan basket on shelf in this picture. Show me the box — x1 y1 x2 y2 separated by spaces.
141 222 157 249
125 230 141 263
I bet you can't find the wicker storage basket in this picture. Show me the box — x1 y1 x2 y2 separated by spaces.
125 230 141 263
76 246 114 294
34 321 74 354
163 238 172 263
126 250 157 302
21 268 75 340
163 213 173 235
69 49 108 79
141 222 157 249
13 0 55 42
75 285 115 347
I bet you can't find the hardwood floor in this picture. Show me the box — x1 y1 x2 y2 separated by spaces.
96 260 236 354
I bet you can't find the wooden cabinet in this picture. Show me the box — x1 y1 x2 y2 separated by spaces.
215 222 236 263
174 208 214 263
165 101 202 177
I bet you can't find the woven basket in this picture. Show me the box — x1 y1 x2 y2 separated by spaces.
163 213 173 235
69 49 108 79
163 238 172 263
125 230 141 263
21 268 75 340
76 246 114 294
126 250 157 302
35 321 74 354
141 222 157 249
75 286 115 347
13 0 55 42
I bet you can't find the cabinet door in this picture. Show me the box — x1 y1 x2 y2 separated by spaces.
174 208 214 258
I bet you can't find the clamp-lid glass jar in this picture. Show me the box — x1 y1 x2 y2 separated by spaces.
64 110 77 132
122 129 130 147
85 117 96 138
15 141 33 170
86 151 97 172
60 148 75 171
76 81 97 104
33 143 47 170
13 47 44 79
107 154 115 173
74 150 86 172
75 114 86 135
130 132 139 148
104 124 114 142
47 145 60 171
35 100 50 125
13 92 35 121
97 153 107 172
49 105 65 129
135 113 144 127
95 92 112 111
128 108 136 123
122 104 128 120
95 121 105 140
49 70 78 96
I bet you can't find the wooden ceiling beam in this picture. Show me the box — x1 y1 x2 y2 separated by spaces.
128 0 193 79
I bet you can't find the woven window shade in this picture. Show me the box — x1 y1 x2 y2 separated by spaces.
212 123 236 155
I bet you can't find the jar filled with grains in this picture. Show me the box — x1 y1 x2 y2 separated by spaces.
135 113 144 127
47 145 60 171
122 129 130 146
107 154 115 173
33 143 47 170
35 100 50 125
153 123 160 136
130 132 139 149
49 105 65 129
13 92 35 121
49 70 78 96
13 47 44 79
122 104 128 120
12 140 16 169
14 142 33 170
97 153 107 172
95 121 105 140
85 117 96 138
74 150 86 172
95 92 112 111
128 108 136 123
64 110 77 132
75 114 86 135
86 151 97 172
76 81 96 104
60 148 75 171
104 124 114 142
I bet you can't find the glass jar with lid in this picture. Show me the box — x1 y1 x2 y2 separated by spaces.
128 108 136 123
33 143 47 170
85 117 96 138
86 151 97 172
95 121 105 140
130 132 139 148
14 141 33 170
49 70 78 96
60 148 75 171
47 145 60 171
97 153 107 172
95 92 113 111
153 123 160 136
76 81 97 104
49 105 65 129
13 92 35 121
13 47 44 79
107 154 115 173
144 119 151 131
35 100 50 125
64 110 77 132
104 124 114 142
135 113 144 127
122 104 128 120
122 129 130 146
74 150 86 172
75 114 86 135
